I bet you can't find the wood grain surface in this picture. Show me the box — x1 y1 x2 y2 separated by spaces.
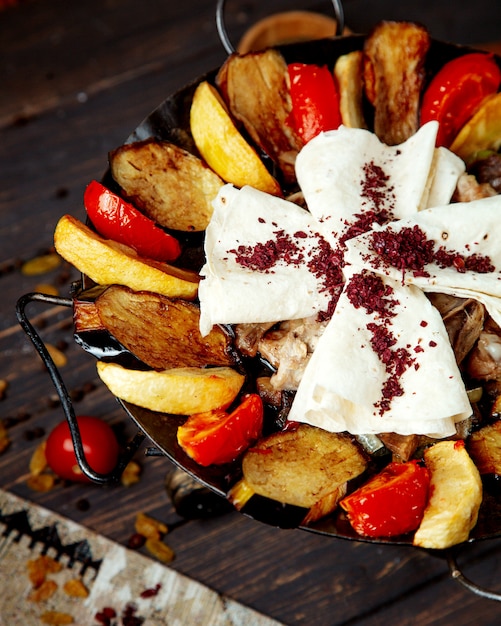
2 1 501 624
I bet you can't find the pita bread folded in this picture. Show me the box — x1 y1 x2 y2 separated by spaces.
199 184 334 335
345 195 501 326
288 272 471 438
295 122 462 250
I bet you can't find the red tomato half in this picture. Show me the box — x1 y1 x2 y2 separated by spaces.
84 180 181 262
421 52 501 147
288 62 342 144
340 460 430 538
177 394 264 466
45 415 120 483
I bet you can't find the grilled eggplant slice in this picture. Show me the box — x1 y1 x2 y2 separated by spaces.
467 420 501 475
334 50 367 129
94 285 236 370
217 48 302 184
110 138 224 232
233 424 368 523
363 21 430 145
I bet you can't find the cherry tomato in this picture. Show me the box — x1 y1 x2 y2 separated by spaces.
45 415 120 482
84 180 181 262
421 52 501 148
288 62 342 144
177 393 264 466
340 460 430 537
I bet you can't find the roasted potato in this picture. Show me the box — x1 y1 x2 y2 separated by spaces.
413 440 482 549
110 138 224 232
54 215 199 300
334 50 367 129
217 48 302 184
233 424 368 523
467 420 501 475
363 21 430 145
190 81 281 195
96 361 245 415
94 285 236 370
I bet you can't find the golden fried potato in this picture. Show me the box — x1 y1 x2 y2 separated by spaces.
95 285 236 370
413 440 482 549
190 81 281 195
110 139 224 231
54 215 199 300
334 50 367 129
363 21 430 145
217 49 302 184
238 424 367 521
96 361 245 414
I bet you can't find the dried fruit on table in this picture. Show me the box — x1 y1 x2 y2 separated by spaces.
40 611 74 625
54 215 199 300
413 440 482 549
121 460 141 487
145 537 175 564
134 512 168 540
29 441 48 475
232 424 368 523
96 362 245 415
190 80 281 195
26 473 56 492
94 285 236 370
216 48 302 184
63 578 90 598
27 555 62 588
21 252 61 276
28 579 58 602
363 20 430 145
0 418 10 454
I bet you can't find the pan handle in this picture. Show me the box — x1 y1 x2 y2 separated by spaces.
216 0 345 55
447 551 501 601
15 291 145 485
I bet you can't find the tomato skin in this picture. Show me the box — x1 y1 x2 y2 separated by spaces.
177 394 264 466
288 62 342 144
340 460 430 538
45 415 120 483
84 180 181 262
420 52 501 148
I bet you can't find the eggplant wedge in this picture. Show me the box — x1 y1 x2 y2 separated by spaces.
94 285 236 370
217 49 302 184
363 21 430 145
110 138 224 232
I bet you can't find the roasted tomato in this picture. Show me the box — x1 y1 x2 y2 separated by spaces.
288 62 342 144
340 460 430 537
177 393 264 466
45 415 119 483
84 180 181 262
420 52 501 148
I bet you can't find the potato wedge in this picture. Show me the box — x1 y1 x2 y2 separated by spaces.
96 361 245 414
54 215 199 300
334 50 367 129
190 81 281 195
449 93 501 162
110 139 224 232
239 424 367 521
217 49 302 184
363 21 430 145
467 420 501 475
95 285 236 370
413 440 482 549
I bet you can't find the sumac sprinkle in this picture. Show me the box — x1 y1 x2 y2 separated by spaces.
341 208 392 245
229 229 303 272
360 161 396 213
345 272 398 318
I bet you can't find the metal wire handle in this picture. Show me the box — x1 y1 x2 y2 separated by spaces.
447 553 501 601
216 0 345 55
16 291 145 484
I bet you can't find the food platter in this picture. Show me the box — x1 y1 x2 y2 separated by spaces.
15 8 501 601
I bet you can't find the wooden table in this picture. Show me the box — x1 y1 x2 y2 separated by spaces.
2 1 501 624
